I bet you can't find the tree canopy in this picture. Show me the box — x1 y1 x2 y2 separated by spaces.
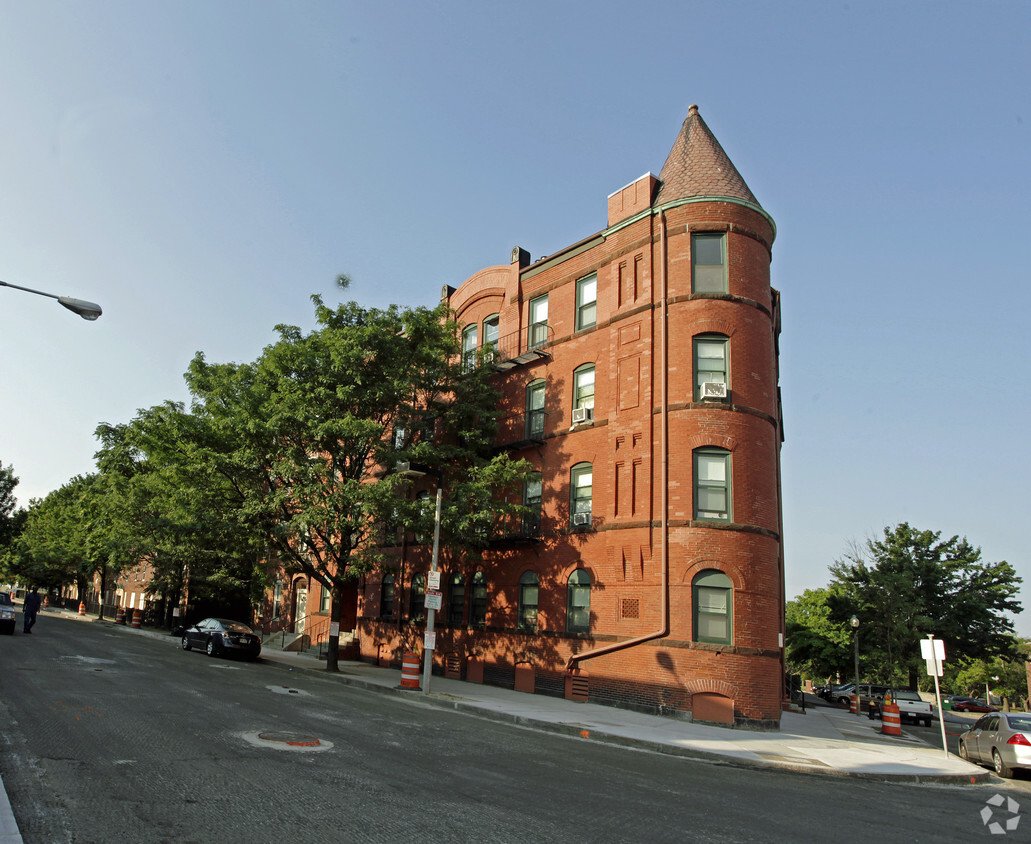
795 523 1024 689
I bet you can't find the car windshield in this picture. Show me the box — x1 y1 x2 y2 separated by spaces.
1008 716 1031 731
0 594 12 606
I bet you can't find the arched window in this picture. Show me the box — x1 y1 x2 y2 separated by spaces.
518 571 539 631
409 573 425 620
448 573 466 627
380 574 395 618
573 363 595 412
693 570 732 644
570 462 593 528
693 334 728 401
566 569 591 633
694 448 731 521
471 571 488 628
483 314 499 358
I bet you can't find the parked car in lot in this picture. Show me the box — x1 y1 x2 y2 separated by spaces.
867 689 934 726
0 592 15 635
817 683 851 702
181 618 261 660
836 684 889 706
949 695 998 713
959 712 1031 777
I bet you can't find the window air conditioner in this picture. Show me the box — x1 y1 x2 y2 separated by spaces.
572 512 592 527
571 407 594 424
700 382 728 400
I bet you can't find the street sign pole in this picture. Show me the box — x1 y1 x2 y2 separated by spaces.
421 485 443 694
921 635 949 758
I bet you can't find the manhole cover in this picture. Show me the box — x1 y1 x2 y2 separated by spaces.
258 731 320 747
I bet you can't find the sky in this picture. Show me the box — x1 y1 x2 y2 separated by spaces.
0 1 1028 636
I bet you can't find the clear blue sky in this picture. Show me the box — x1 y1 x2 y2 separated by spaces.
1 1 1027 636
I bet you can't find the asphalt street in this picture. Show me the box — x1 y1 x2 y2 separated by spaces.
0 615 1024 843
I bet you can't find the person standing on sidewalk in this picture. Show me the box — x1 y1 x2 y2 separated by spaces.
22 586 41 634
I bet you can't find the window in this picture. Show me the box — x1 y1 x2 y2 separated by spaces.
693 570 732 644
471 571 487 628
483 314 499 358
380 574 395 618
694 335 728 400
566 569 591 633
575 273 597 330
409 573 425 619
573 364 595 411
694 448 731 521
518 571 539 631
273 579 282 619
523 472 542 535
692 233 726 293
570 463 593 527
415 490 432 543
448 573 466 627
462 324 478 372
528 294 548 349
526 379 546 439
393 425 406 450
319 586 331 613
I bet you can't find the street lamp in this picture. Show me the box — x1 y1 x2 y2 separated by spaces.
1 279 103 320
851 615 861 716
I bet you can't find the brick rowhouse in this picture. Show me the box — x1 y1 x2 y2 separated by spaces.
358 105 785 728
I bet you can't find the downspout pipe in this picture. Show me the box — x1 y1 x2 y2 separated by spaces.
567 210 670 672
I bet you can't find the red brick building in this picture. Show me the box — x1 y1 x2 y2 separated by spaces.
360 106 785 727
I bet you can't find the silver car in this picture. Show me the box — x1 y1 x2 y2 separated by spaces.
958 711 1031 778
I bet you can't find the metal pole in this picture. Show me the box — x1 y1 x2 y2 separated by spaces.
420 484 443 694
853 624 860 716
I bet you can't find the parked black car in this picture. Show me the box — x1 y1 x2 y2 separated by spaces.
181 618 261 660
0 592 15 635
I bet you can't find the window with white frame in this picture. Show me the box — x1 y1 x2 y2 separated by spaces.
570 463 593 527
693 569 732 644
528 295 548 349
448 573 466 627
573 364 595 412
694 335 728 400
409 573 425 620
471 571 487 628
462 324 478 372
523 472 542 535
483 314 499 358
692 232 726 293
526 379 546 439
518 571 539 631
575 273 597 331
566 569 591 633
694 448 731 521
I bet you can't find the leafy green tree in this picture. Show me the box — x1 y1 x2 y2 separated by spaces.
0 462 27 578
184 291 530 671
786 587 853 681
94 402 266 627
829 523 1023 688
948 641 1030 709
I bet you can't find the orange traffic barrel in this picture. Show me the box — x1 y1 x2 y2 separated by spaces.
42 594 49 609
78 601 86 616
115 606 125 624
400 651 421 690
849 693 857 715
881 702 902 736
131 609 143 629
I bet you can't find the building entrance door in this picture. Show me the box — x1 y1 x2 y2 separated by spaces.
295 587 308 635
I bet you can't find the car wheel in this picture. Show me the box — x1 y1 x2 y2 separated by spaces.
206 639 219 657
993 749 1013 778
959 741 969 761
181 635 191 651
922 718 932 727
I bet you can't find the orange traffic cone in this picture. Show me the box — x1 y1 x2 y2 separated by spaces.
78 601 86 616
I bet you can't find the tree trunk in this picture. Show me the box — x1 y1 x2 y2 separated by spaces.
325 582 344 673
96 569 107 620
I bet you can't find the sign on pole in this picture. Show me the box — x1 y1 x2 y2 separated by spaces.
920 636 946 677
922 635 950 759
427 571 441 591
423 631 436 651
424 589 443 611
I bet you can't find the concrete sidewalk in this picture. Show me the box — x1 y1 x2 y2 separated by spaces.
2 604 997 844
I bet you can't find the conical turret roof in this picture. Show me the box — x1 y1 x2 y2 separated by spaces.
654 105 760 208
